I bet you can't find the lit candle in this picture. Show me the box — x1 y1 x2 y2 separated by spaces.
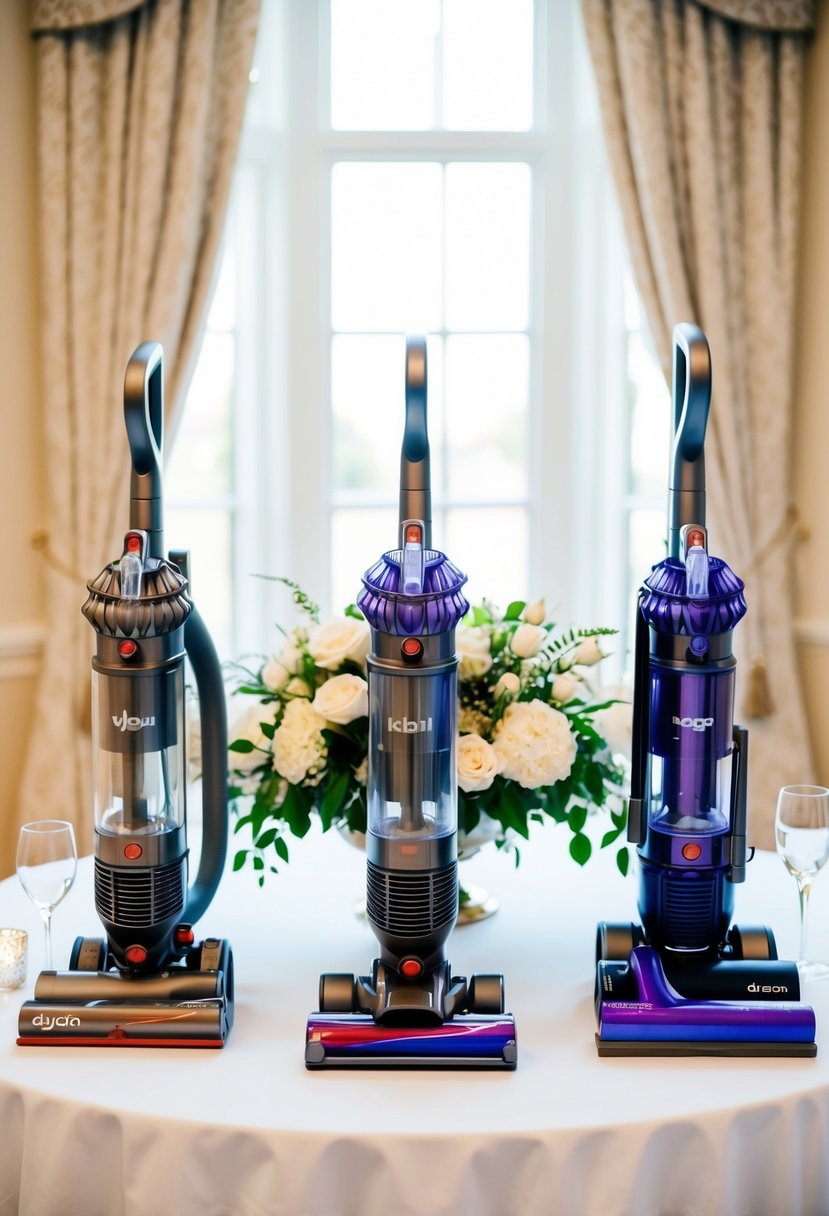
0 929 27 989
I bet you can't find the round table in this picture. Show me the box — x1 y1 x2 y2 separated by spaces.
0 824 828 1216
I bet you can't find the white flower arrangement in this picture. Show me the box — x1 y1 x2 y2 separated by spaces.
227 584 629 883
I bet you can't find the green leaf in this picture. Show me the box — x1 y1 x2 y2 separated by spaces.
471 604 493 626
275 836 290 863
616 846 630 877
252 855 264 871
344 603 365 620
260 720 276 741
319 770 350 831
232 850 248 871
256 827 278 850
569 832 592 866
567 805 588 834
229 738 255 753
601 827 623 849
503 600 526 621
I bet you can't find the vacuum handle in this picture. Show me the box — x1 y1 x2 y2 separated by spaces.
399 335 431 549
627 595 649 846
728 724 749 883
124 341 165 559
171 549 228 926
669 323 711 559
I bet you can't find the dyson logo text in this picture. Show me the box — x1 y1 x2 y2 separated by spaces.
672 716 714 732
387 717 433 734
112 711 155 733
32 1013 81 1030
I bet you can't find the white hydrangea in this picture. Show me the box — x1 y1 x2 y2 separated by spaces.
492 699 577 789
272 698 328 785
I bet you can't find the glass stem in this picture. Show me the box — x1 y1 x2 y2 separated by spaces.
41 909 52 971
797 879 812 965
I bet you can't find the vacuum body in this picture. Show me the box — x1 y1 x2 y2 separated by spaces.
596 323 815 1056
307 336 516 1069
19 343 233 1047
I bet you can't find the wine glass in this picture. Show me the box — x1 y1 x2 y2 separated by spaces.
16 820 78 971
775 785 829 981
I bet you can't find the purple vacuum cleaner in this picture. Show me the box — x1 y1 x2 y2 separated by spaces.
305 336 517 1070
595 323 816 1057
18 343 233 1048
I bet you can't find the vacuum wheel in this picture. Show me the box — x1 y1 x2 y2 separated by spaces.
69 936 108 971
319 972 356 1013
596 921 644 964
728 924 777 961
467 973 505 1015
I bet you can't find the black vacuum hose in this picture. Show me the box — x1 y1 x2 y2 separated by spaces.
183 604 228 925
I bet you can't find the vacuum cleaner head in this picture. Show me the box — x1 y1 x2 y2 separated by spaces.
596 947 816 1058
17 944 234 1047
305 1012 517 1069
18 999 229 1047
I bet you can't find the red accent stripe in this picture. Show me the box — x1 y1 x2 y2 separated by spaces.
16 1037 223 1049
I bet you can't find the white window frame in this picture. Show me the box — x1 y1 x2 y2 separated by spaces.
192 0 638 667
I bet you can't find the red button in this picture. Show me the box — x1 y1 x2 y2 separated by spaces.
401 958 422 978
124 843 143 860
401 638 423 662
175 926 195 946
118 639 138 658
125 945 148 965
682 842 703 861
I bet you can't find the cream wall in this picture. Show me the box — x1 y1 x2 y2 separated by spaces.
0 1 828 878
0 0 45 876
794 0 829 787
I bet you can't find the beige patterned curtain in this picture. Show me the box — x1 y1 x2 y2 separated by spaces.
582 0 816 847
9 0 259 871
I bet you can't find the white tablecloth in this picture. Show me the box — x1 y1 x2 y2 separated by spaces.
1 823 828 1216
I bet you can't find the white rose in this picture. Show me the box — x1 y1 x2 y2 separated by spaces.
493 672 521 699
312 673 369 724
261 656 291 691
272 699 327 785
457 626 493 679
456 733 500 793
228 703 275 774
308 616 370 670
285 677 312 698
493 699 577 789
593 684 632 761
522 599 546 626
552 673 579 704
573 636 606 667
510 622 547 659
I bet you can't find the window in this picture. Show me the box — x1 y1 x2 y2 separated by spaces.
168 0 668 677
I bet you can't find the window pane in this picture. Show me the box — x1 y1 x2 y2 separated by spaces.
206 239 237 332
628 330 669 497
445 163 530 330
331 507 402 612
445 506 528 607
443 0 534 130
330 0 439 130
332 334 444 500
167 333 233 498
332 163 443 332
164 507 233 660
445 334 527 500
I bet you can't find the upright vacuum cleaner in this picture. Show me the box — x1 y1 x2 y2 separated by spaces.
595 323 815 1057
305 336 517 1069
18 343 234 1048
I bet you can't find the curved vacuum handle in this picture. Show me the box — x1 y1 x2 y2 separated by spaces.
669 323 711 559
124 341 165 560
399 335 431 548
181 599 229 926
